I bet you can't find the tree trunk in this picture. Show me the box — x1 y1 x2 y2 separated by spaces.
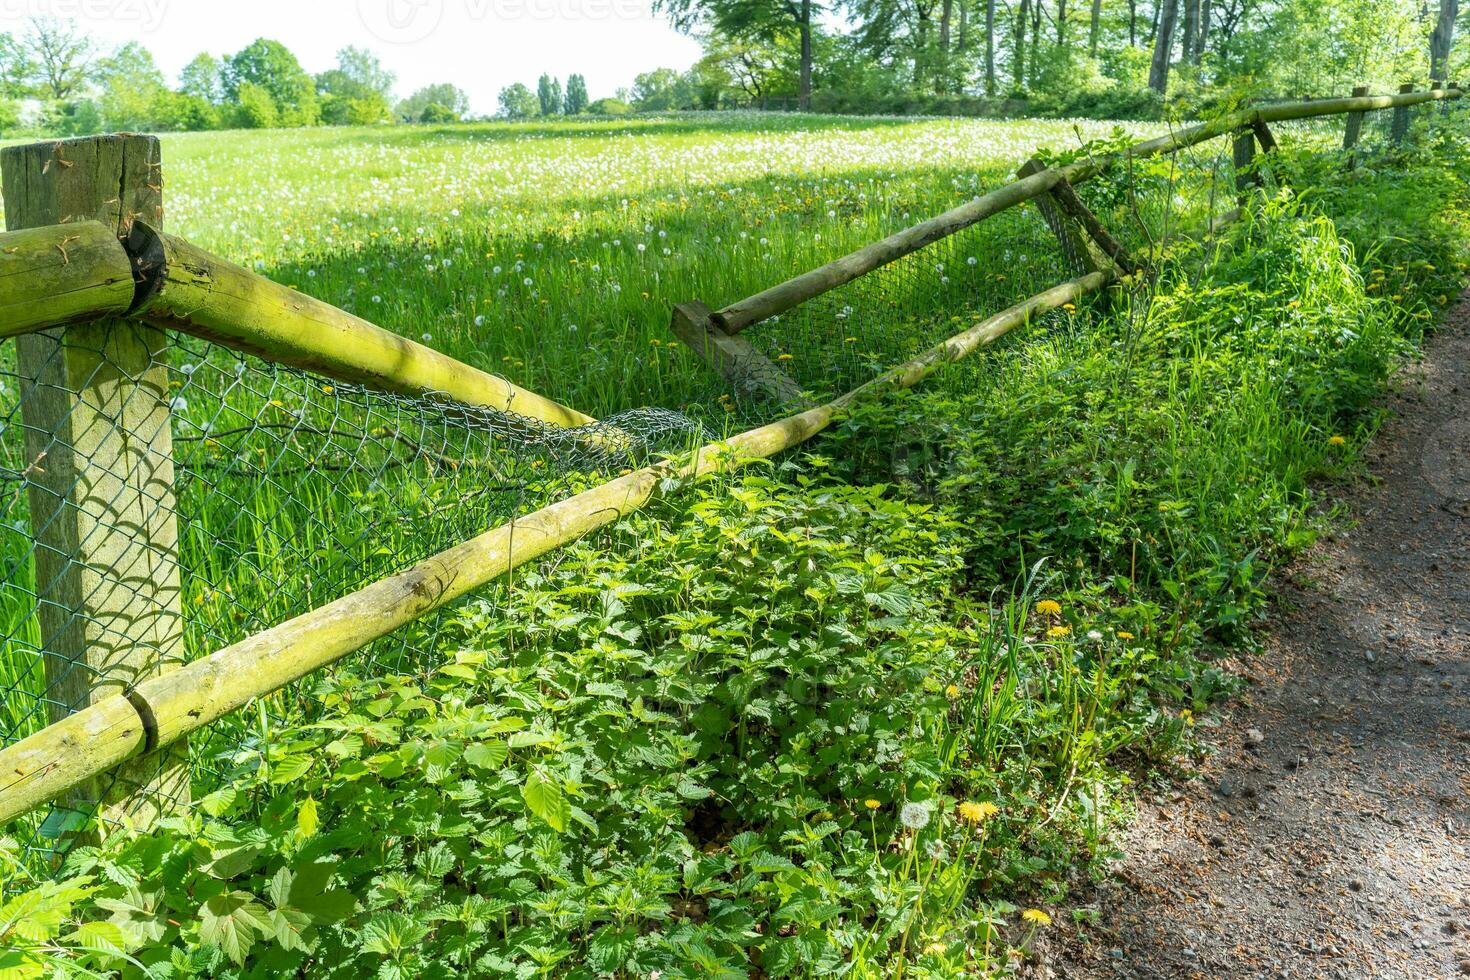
1129 0 1138 46
986 0 998 94
1057 0 1068 47
1199 0 1211 57
1014 0 1029 89
1090 0 1104 56
939 0 954 92
799 0 812 109
1030 0 1042 85
1181 0 1199 63
1430 0 1458 82
1149 0 1179 92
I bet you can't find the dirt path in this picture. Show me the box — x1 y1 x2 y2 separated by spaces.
1050 299 1470 979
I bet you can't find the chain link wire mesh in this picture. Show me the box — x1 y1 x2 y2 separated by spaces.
0 96 1454 885
0 330 709 873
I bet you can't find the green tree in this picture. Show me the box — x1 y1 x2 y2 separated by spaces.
0 33 33 97
21 17 96 100
223 38 318 126
497 82 540 119
95 41 170 131
656 0 822 108
317 48 396 125
565 73 589 113
398 83 470 121
232 80 279 128
537 73 563 114
632 67 696 109
179 52 224 104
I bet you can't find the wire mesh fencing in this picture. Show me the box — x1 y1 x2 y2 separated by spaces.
0 328 708 868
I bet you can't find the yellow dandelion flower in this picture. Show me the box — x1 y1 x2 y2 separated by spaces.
1036 599 1062 617
864 799 881 810
1116 630 1135 640
1062 302 1077 312
1047 625 1072 638
1022 908 1052 926
1328 435 1346 446
958 800 999 824
944 684 960 699
923 941 947 955
778 353 794 361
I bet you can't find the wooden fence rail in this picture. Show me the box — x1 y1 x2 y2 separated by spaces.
0 83 1462 830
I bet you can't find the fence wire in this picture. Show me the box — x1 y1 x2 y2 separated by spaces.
0 332 708 870
0 97 1452 883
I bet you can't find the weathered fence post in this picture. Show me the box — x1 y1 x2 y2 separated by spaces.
1342 85 1369 166
1016 158 1114 276
1232 127 1258 205
1391 83 1415 143
0 135 187 834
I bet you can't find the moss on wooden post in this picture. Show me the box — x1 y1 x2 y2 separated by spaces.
1391 83 1414 142
0 135 187 834
1232 128 1258 205
1342 85 1370 166
1016 159 1113 276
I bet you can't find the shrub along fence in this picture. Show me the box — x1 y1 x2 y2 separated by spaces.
0 83 1461 875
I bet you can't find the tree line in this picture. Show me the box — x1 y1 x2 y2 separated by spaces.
0 2 1460 136
652 0 1462 117
0 19 473 135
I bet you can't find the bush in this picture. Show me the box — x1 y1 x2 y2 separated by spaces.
417 102 459 124
587 97 632 116
232 82 279 129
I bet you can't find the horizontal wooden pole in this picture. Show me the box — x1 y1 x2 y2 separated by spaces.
0 221 136 339
710 85 1461 336
711 168 1065 334
0 265 1115 826
127 225 594 429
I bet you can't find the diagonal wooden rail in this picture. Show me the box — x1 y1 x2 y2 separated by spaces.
0 270 1112 824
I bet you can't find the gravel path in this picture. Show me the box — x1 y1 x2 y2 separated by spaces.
1049 297 1470 979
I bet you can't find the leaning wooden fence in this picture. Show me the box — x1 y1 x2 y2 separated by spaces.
0 82 1462 832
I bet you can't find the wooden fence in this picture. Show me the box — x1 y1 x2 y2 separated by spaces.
0 82 1462 830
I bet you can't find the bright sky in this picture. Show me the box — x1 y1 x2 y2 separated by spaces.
21 0 704 114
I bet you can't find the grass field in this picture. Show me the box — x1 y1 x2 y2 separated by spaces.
153 113 1162 415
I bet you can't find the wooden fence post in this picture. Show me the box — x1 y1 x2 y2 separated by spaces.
1232 127 1258 205
1391 83 1415 143
0 135 187 834
1342 85 1369 166
1016 159 1113 275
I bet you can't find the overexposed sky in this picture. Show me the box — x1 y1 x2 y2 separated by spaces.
8 0 704 114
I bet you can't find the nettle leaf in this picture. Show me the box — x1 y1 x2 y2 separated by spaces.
584 681 628 699
521 771 570 833
463 741 508 770
587 924 636 972
360 910 429 956
197 891 271 966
